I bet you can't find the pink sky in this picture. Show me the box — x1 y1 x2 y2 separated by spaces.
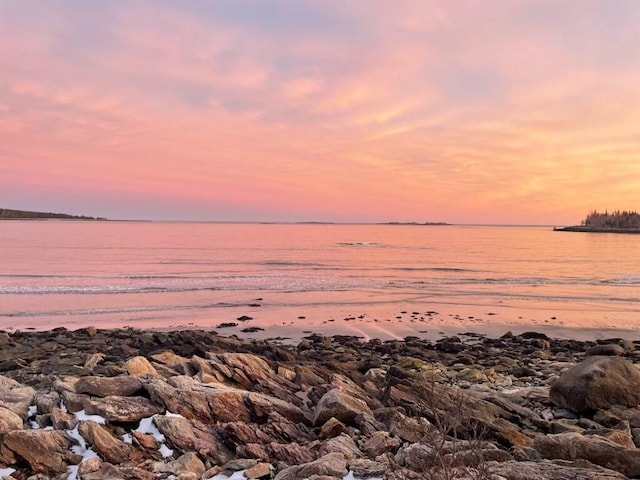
1 1 639 224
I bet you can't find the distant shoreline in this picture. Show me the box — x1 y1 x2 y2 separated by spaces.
0 208 107 221
554 225 640 234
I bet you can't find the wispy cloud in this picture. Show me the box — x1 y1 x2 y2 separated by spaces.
1 1 639 222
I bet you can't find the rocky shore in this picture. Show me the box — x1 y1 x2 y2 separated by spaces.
2 327 640 479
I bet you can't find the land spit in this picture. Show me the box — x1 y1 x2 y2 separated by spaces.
1 327 640 479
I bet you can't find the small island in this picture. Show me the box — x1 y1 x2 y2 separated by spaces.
0 208 106 220
555 210 640 233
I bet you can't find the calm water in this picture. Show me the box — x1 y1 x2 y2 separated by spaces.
1 221 639 340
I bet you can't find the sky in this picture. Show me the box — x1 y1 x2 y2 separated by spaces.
1 1 639 224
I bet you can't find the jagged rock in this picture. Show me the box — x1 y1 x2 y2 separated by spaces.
268 442 315 464
83 395 163 422
0 407 23 433
126 357 158 376
595 404 640 429
78 421 136 465
34 391 61 414
50 406 77 430
319 417 348 438
534 431 640 477
77 456 103 476
75 376 143 397
361 431 401 457
312 389 373 426
206 352 299 404
244 462 272 479
144 376 305 424
61 390 88 413
83 352 106 371
384 410 433 443
549 356 640 413
168 452 205 477
3 429 76 474
150 351 189 370
153 414 234 464
0 376 36 419
317 434 362 459
348 458 387 477
485 459 626 479
81 463 156 480
273 452 347 480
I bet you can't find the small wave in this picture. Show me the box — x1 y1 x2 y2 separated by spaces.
391 267 474 272
603 275 640 285
337 242 381 247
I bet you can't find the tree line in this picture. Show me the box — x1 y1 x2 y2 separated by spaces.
581 210 640 229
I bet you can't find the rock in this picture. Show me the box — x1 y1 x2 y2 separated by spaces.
170 452 205 477
385 410 433 443
268 442 315 465
81 463 156 480
83 352 106 370
319 417 348 438
318 434 361 460
313 389 373 427
75 376 143 397
3 429 76 474
549 356 640 412
152 414 234 464
534 431 640 477
78 420 136 465
361 431 401 457
83 395 163 422
34 391 61 414
126 356 158 376
50 406 77 430
77 456 103 476
244 462 272 479
0 376 36 419
456 367 486 382
274 452 347 480
485 459 626 479
585 344 626 357
348 458 387 477
0 407 23 433
144 376 305 424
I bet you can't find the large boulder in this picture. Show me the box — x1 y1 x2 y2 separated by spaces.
312 389 373 427
535 431 640 477
144 376 305 424
2 430 76 474
549 356 640 413
0 376 36 419
0 406 23 433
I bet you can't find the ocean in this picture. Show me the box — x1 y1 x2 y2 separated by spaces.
1 221 639 340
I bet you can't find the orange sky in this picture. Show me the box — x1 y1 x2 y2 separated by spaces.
1 1 639 224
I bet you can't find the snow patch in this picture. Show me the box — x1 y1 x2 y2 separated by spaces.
165 411 185 418
159 443 174 458
66 425 99 480
0 467 16 478
74 410 106 424
136 417 165 442
205 470 247 480
343 472 383 480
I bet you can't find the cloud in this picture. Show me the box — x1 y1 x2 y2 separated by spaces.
1 1 639 222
